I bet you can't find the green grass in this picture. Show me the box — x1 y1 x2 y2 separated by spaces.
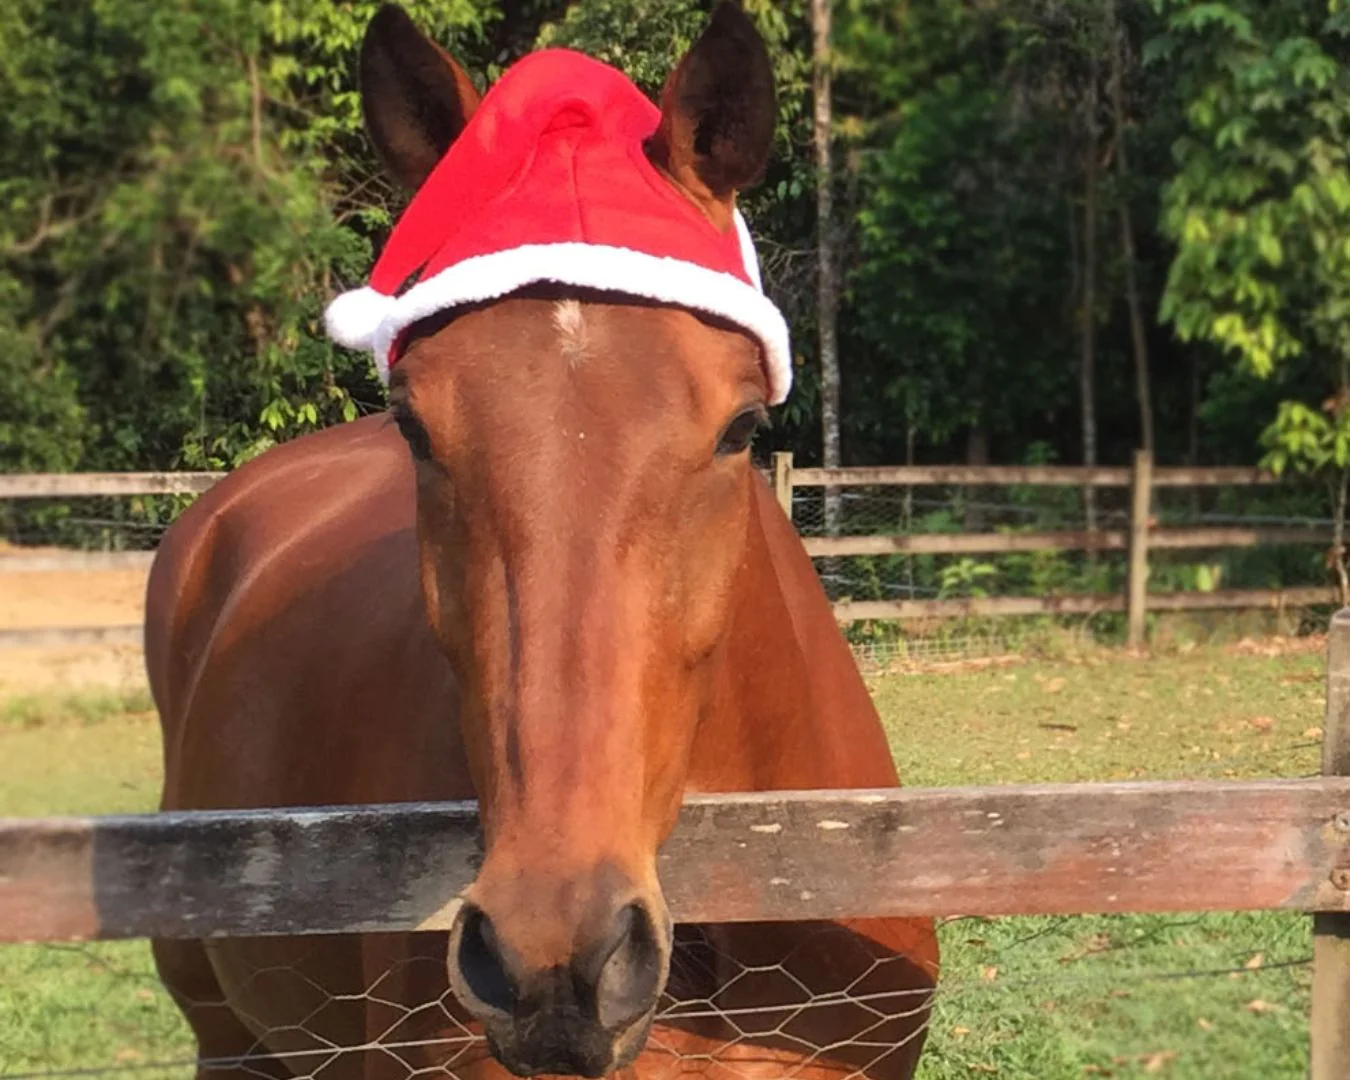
0 642 1329 1079
874 643 1324 1079
0 694 192 1079
874 643 1326 787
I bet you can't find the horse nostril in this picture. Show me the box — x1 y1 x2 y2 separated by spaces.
453 904 516 1014
590 902 667 1032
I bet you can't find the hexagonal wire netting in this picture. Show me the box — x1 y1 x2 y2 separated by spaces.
3 927 941 1080
0 913 1314 1080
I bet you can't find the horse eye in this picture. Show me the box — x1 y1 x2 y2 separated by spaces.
391 403 434 462
715 407 766 457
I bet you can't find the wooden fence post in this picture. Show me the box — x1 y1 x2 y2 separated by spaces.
1126 449 1153 648
1312 607 1350 1080
773 452 795 520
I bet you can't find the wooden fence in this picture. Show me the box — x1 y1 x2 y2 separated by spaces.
3 611 1350 1073
773 450 1336 645
0 457 1339 647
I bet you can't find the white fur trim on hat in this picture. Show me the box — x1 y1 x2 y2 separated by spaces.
362 243 793 404
324 286 398 351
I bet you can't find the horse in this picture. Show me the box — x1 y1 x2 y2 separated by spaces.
144 5 939 1078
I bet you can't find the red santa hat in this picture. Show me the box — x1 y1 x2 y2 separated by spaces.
324 47 792 404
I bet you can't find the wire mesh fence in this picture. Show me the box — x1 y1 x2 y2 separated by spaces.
788 480 1336 635
0 496 183 554
0 914 1314 1079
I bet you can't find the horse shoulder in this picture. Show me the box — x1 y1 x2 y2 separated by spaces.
149 416 461 810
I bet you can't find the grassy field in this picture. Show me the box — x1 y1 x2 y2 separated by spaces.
0 640 1329 1079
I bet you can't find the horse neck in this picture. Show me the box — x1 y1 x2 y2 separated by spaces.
685 477 901 794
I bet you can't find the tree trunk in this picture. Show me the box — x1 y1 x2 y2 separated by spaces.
1110 11 1153 456
1188 352 1202 519
812 0 841 537
1080 60 1100 547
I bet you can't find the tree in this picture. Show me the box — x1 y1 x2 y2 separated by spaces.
0 0 496 475
811 0 842 535
1110 0 1155 455
1151 0 1350 595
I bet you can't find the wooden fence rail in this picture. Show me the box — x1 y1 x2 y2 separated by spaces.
1 776 1348 942
0 472 224 498
787 464 1281 488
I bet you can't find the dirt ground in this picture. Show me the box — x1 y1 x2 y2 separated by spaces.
0 566 149 695
0 567 147 630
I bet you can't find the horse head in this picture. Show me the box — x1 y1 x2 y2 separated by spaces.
345 4 780 1075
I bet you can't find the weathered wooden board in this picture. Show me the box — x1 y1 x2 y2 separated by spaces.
0 626 144 649
0 779 1348 943
803 531 1131 557
789 465 1280 488
801 526 1329 559
831 587 1333 623
0 472 223 499
0 465 1286 499
0 551 155 573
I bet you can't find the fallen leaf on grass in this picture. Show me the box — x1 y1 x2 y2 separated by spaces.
981 965 999 982
1197 1018 1213 1031
1245 999 1278 1014
115 1050 143 1064
1249 716 1275 732
1143 1050 1178 1073
951 1026 970 1038
1043 677 1066 693
1244 952 1264 970
1305 726 1324 739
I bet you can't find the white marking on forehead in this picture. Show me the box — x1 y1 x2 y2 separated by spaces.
552 299 589 367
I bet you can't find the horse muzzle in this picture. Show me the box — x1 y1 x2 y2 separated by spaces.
446 886 672 1077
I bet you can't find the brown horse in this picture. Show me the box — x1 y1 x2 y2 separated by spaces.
145 6 938 1079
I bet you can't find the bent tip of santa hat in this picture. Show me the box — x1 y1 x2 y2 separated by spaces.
325 286 397 352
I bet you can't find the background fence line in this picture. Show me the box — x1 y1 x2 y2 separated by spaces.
771 449 1337 641
0 454 1339 645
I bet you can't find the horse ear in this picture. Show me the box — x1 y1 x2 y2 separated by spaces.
647 2 776 211
360 4 481 192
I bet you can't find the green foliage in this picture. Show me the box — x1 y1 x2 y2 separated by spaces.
938 557 998 599
1153 0 1350 378
0 0 496 474
1261 397 1350 476
839 0 1114 458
